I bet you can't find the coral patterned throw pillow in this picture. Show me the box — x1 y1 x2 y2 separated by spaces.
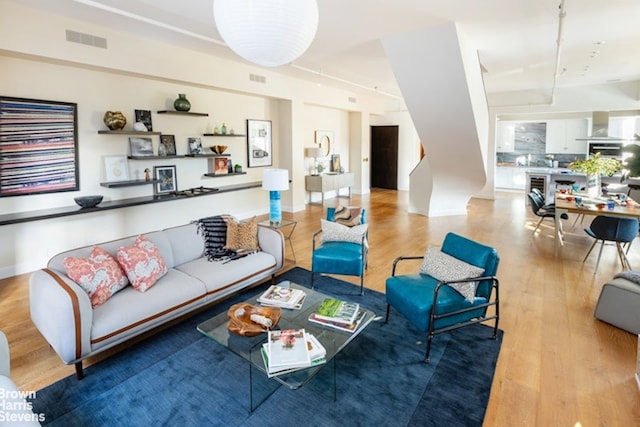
117 235 168 292
63 246 129 308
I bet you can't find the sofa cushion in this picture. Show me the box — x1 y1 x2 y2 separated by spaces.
224 216 260 251
419 246 484 302
63 246 129 308
117 235 168 292
163 223 205 266
90 269 206 348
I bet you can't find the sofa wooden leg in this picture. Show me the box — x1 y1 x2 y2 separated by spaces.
75 362 84 380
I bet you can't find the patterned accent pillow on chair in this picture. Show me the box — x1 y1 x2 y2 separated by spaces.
419 246 484 302
333 205 362 227
64 246 129 308
321 219 368 246
117 235 168 292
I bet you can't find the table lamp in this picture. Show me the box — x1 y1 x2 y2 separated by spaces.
262 169 290 224
305 147 321 175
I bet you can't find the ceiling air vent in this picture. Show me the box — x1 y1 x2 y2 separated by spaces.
348 97 357 103
65 29 107 49
249 73 266 84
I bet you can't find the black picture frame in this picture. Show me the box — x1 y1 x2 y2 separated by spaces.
0 96 79 197
154 165 177 194
134 109 153 131
188 137 203 155
159 134 177 156
247 119 272 167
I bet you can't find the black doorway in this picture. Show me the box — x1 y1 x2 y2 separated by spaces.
370 125 399 189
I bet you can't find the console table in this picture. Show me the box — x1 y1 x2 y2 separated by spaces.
305 173 354 205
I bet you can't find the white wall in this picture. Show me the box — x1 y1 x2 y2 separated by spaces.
0 1 387 278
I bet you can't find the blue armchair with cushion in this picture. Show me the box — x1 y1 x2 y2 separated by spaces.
311 207 367 295
385 232 500 362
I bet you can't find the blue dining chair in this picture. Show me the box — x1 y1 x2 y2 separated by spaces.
311 207 367 295
583 215 638 273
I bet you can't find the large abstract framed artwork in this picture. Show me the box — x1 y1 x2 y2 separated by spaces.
0 96 79 197
247 119 272 167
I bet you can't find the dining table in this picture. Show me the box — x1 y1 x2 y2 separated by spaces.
554 191 640 256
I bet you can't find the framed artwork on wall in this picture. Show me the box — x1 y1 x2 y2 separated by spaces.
104 155 130 182
247 119 272 167
188 137 203 155
0 96 79 197
154 165 177 194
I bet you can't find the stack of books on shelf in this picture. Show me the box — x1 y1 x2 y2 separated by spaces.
308 298 366 333
257 281 306 310
261 328 326 377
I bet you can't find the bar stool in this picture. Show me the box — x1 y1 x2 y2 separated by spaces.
627 184 640 196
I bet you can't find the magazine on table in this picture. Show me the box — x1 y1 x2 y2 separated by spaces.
313 298 360 325
267 329 311 370
257 282 306 309
261 332 326 377
308 308 367 334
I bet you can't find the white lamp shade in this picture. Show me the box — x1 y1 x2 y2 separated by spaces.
305 147 321 158
213 0 319 67
262 169 290 191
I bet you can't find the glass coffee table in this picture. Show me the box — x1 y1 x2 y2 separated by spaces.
197 281 375 411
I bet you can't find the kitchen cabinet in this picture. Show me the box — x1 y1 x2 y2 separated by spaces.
496 122 515 152
496 167 528 190
546 119 588 154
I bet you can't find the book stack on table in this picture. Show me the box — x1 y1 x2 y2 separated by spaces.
257 282 306 310
308 298 367 333
261 329 326 377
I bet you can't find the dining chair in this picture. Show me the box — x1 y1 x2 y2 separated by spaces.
528 192 568 235
583 215 638 273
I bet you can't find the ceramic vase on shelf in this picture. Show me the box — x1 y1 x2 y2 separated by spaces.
173 94 191 112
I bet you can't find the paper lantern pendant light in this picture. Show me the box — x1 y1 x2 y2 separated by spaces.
214 0 319 67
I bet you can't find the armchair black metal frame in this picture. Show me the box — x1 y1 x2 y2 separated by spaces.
528 192 568 234
385 255 500 362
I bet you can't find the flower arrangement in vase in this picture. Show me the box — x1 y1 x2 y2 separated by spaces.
568 152 622 197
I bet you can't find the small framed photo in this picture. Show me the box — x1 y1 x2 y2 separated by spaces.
214 156 229 175
134 109 153 131
104 155 130 182
129 137 153 157
154 165 177 194
159 134 177 156
330 154 341 172
188 137 203 155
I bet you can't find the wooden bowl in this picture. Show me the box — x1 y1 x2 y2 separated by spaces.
227 303 281 337
210 145 228 154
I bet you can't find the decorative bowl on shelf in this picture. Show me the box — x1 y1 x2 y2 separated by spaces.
74 195 103 208
209 145 228 155
227 303 281 337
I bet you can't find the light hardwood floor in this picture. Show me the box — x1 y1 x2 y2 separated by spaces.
1 189 639 425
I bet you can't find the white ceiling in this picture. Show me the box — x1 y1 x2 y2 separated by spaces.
12 0 640 101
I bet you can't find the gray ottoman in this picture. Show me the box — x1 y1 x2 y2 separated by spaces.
594 277 640 334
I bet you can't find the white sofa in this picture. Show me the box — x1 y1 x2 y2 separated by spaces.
29 222 284 379
0 331 43 426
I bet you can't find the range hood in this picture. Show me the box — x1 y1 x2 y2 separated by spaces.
577 111 633 141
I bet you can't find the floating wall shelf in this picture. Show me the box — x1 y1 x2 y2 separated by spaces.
202 133 246 137
98 130 161 135
100 179 159 188
156 111 208 117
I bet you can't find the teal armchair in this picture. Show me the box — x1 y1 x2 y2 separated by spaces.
385 232 500 362
311 207 367 295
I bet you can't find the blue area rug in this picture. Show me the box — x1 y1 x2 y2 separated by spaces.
30 267 502 426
